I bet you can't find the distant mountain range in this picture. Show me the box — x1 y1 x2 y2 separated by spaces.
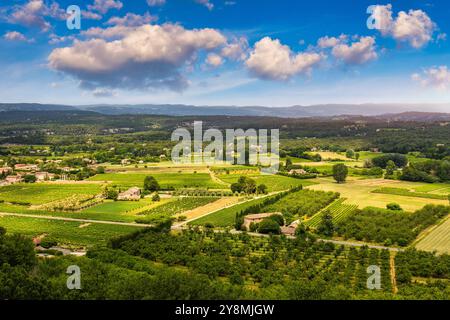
1 103 450 121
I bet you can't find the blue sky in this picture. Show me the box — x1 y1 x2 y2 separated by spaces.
1 0 450 108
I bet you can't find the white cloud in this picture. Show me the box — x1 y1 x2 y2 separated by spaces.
206 53 223 67
82 25 133 39
412 66 450 90
331 36 377 65
7 0 66 32
392 10 435 48
437 33 447 42
4 31 28 42
317 35 347 48
372 4 436 48
48 24 227 91
81 10 102 20
48 33 76 45
92 88 117 97
221 37 248 61
106 12 157 27
195 0 214 11
147 0 166 6
87 0 123 14
245 37 322 81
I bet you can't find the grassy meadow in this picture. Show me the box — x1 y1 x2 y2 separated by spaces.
88 172 224 189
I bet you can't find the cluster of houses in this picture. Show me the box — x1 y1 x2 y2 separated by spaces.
0 163 60 186
242 212 298 236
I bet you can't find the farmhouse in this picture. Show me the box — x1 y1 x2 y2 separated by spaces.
118 187 141 201
281 222 298 236
0 167 12 174
14 164 38 171
5 175 23 184
35 172 56 181
243 212 282 230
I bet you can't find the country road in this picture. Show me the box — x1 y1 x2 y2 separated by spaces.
0 212 152 228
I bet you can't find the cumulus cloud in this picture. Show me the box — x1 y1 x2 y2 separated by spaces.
7 0 66 32
412 66 450 90
106 12 157 26
87 0 123 14
372 4 436 48
331 36 377 65
48 24 227 91
317 35 347 48
4 31 28 42
147 0 166 6
206 53 223 67
245 37 322 81
221 37 249 61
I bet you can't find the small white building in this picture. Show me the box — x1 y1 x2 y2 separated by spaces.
118 187 141 201
5 175 23 184
35 172 56 182
242 213 282 230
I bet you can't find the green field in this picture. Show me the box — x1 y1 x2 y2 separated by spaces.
190 196 270 227
0 215 141 247
307 177 449 212
263 189 339 219
372 187 448 200
0 183 103 205
306 198 358 228
136 197 219 223
412 183 450 195
415 216 450 255
88 172 224 189
0 197 170 223
217 174 316 192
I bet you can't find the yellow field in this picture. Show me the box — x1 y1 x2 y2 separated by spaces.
306 177 448 212
174 197 241 221
415 217 450 255
313 151 353 160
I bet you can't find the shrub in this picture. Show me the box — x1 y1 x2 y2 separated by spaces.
387 203 402 211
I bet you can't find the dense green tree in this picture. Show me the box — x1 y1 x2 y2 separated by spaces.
257 184 268 194
317 211 334 237
387 203 402 211
23 174 36 183
372 154 408 168
144 176 160 192
346 149 355 159
385 160 396 176
258 218 281 234
332 164 348 183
